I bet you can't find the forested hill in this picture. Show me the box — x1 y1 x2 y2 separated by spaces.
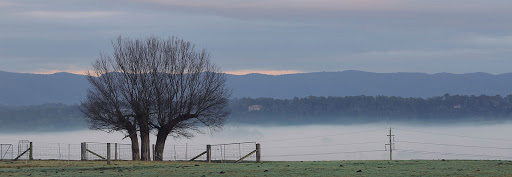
3 70 512 105
228 95 512 125
2 95 512 132
0 103 86 132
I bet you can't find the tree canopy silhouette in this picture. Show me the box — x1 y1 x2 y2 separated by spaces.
81 36 230 161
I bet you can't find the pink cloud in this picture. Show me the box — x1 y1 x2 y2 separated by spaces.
19 11 121 19
31 69 88 75
225 69 304 75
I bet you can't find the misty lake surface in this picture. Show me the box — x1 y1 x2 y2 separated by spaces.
1 123 512 161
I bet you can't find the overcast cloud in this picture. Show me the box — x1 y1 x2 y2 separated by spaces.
1 0 511 74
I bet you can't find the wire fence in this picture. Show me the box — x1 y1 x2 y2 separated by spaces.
210 142 257 162
83 142 132 161
33 143 81 160
0 141 131 161
163 143 206 161
161 142 259 162
1 144 14 160
0 140 260 162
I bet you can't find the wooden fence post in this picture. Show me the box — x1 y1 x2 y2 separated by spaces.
256 143 261 163
115 143 118 161
206 145 211 163
152 144 155 161
29 142 33 160
81 142 87 161
107 143 111 165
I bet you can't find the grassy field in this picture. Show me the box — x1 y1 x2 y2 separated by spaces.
1 160 512 176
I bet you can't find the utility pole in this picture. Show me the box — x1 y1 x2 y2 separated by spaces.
386 127 394 160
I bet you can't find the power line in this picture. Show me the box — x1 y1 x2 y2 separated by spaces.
0 137 32 142
264 150 385 157
396 149 512 159
0 138 82 145
210 142 257 146
394 128 512 142
397 140 512 150
259 128 387 143
262 141 385 150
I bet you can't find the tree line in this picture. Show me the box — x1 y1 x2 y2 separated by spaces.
3 94 512 133
228 94 512 124
0 103 85 132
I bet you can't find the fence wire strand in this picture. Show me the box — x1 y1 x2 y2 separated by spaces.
264 150 386 157
394 128 512 142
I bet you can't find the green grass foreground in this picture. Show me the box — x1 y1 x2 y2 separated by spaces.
1 160 511 176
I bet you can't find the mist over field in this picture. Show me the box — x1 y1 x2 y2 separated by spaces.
2 123 511 161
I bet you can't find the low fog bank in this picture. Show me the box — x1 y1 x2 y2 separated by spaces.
2 114 509 134
2 123 512 161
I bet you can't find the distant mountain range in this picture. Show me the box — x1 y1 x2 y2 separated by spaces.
1 70 512 106
0 71 89 106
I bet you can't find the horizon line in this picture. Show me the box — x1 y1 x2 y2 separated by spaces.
3 69 511 76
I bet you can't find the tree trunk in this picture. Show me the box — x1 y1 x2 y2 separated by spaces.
128 129 141 161
139 117 151 161
139 132 150 161
154 129 170 161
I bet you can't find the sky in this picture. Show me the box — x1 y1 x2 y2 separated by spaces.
1 0 512 75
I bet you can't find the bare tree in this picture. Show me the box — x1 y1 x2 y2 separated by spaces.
81 36 230 161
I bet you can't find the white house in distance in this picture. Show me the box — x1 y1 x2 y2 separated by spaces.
248 105 263 112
